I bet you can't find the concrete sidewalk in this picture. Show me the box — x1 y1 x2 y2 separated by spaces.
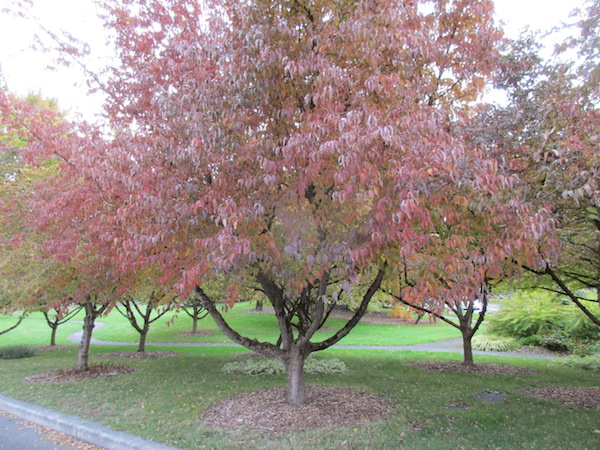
0 394 179 450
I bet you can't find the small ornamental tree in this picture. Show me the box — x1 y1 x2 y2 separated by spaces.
92 0 512 405
0 92 121 371
383 145 556 364
181 295 209 334
116 291 175 352
42 305 83 346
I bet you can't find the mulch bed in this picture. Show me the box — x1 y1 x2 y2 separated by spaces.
522 387 600 410
410 362 539 375
31 345 72 351
99 351 177 359
23 364 136 383
203 385 395 436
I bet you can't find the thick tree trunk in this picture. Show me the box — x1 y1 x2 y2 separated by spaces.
285 348 307 405
191 316 198 334
462 331 474 365
50 325 58 346
75 316 94 371
137 327 148 352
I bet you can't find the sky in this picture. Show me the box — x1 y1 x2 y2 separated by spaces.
0 0 588 122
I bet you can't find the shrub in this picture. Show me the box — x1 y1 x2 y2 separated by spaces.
0 346 35 359
222 356 347 376
488 291 566 339
472 335 519 352
518 335 542 347
556 354 600 372
538 330 570 352
388 306 413 320
569 340 600 357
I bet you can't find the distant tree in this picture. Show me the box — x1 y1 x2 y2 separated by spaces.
180 295 208 334
42 304 83 346
116 291 175 352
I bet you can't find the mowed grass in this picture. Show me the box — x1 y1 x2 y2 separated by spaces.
0 302 460 348
1 306 597 448
0 344 598 449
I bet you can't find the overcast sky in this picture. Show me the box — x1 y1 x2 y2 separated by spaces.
0 0 588 121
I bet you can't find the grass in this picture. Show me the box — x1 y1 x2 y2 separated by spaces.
1 305 597 448
0 302 460 348
0 345 598 449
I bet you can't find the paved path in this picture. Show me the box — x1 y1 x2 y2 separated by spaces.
67 323 556 360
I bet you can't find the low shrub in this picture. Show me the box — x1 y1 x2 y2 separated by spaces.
488 291 600 353
488 291 566 339
569 340 600 357
556 354 600 372
538 330 570 352
472 335 519 352
222 356 347 376
0 346 35 359
517 335 542 347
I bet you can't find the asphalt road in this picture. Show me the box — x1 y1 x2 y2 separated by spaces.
0 411 89 449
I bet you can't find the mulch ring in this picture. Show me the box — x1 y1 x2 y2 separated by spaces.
23 364 136 383
203 385 395 437
99 351 178 359
522 386 600 410
410 362 539 375
31 345 72 351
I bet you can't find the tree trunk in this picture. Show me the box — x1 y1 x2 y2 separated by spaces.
75 314 94 371
285 348 307 405
50 325 58 346
138 326 148 352
192 316 198 334
255 300 264 312
462 331 474 365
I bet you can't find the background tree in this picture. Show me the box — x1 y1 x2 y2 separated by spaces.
115 275 176 352
0 91 120 371
476 0 599 326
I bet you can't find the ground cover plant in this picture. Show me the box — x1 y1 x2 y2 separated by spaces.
0 345 598 449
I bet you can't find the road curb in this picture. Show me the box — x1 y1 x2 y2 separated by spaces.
0 394 179 450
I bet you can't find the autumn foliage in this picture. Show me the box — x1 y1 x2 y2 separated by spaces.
0 0 563 403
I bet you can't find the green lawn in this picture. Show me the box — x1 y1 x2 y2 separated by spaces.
0 345 597 449
1 305 597 449
0 302 460 348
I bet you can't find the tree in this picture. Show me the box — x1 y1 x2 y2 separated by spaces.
381 139 555 364
92 0 513 405
2 0 552 405
115 291 175 352
180 294 209 334
476 0 599 326
0 91 120 371
42 304 83 346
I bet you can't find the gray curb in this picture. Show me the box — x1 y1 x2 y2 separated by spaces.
0 394 180 450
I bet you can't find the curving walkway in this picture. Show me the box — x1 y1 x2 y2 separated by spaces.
67 322 556 360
